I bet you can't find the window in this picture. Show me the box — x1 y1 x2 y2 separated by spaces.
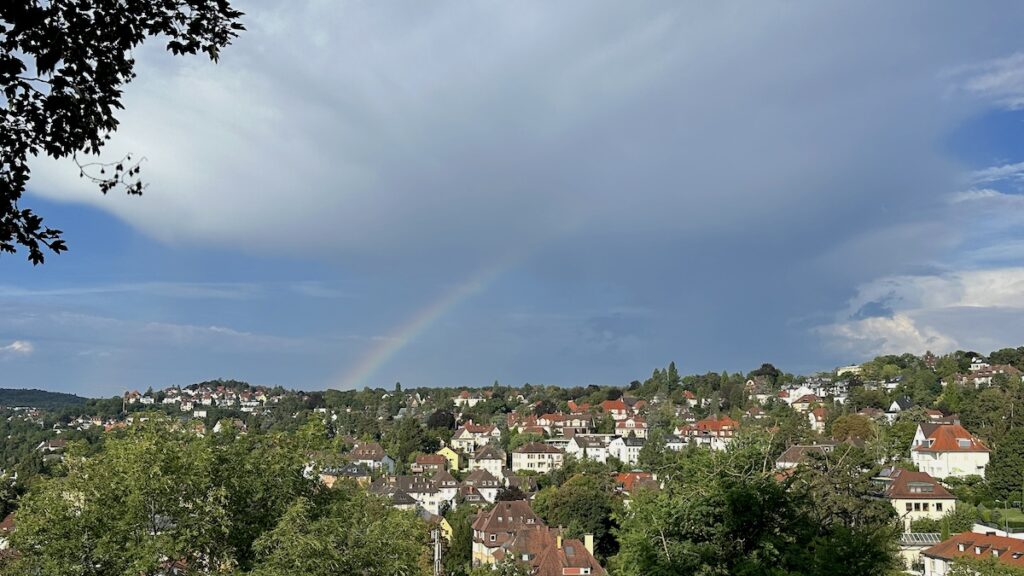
914 503 921 511
490 534 496 542
936 503 943 512
923 503 930 511
906 503 913 512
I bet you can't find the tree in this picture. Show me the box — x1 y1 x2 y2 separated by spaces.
831 414 876 442
1 0 244 263
613 438 898 576
533 473 620 560
444 505 474 576
495 485 528 502
4 418 235 576
250 491 430 576
988 427 1024 499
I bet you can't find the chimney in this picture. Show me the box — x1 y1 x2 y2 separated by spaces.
556 526 563 550
584 534 594 555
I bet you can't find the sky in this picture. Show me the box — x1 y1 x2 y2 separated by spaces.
3 1 1024 397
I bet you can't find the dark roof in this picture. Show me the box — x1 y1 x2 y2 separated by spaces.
514 442 561 454
473 444 506 461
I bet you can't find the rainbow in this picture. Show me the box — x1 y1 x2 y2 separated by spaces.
338 262 507 390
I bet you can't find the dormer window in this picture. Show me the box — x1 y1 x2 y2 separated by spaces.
958 543 966 552
958 439 971 448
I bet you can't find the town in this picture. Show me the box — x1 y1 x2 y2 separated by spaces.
2 347 1024 575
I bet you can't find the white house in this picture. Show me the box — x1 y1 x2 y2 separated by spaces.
565 434 614 463
911 423 990 479
608 436 645 466
511 442 563 474
884 469 956 531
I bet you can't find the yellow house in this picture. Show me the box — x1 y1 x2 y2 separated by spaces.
437 446 462 471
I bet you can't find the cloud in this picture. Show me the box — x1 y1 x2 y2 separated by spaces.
953 52 1024 110
0 340 35 358
818 268 1024 359
24 0 1003 275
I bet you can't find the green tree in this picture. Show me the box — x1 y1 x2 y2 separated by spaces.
250 491 429 576
831 414 876 441
613 438 898 576
5 418 234 576
988 427 1024 499
444 505 475 576
533 473 620 561
1 0 244 263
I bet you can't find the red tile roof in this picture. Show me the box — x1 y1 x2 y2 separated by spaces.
923 532 1024 567
600 399 628 413
914 423 990 453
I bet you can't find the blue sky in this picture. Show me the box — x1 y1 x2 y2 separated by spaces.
4 1 1024 397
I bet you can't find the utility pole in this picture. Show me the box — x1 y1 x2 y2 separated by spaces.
432 528 443 576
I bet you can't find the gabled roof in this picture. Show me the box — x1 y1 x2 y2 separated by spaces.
432 469 458 486
614 472 657 493
514 442 561 454
793 394 821 404
884 469 954 500
776 443 837 465
464 469 501 486
600 399 628 412
472 444 506 461
923 532 1024 566
415 453 447 465
891 396 913 411
350 442 388 461
471 500 541 533
914 423 990 453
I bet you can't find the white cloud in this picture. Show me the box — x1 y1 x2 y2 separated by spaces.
818 268 1024 359
0 340 35 358
954 52 1024 110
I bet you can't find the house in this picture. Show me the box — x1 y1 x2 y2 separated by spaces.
791 394 821 413
451 423 501 453
969 357 991 372
508 527 607 576
564 434 614 463
469 445 506 478
471 500 606 575
463 469 502 503
511 442 564 474
608 436 645 466
412 453 448 474
454 390 483 408
664 434 686 452
349 442 396 474
775 443 838 469
682 390 699 408
320 463 372 488
433 469 460 503
911 423 990 479
615 416 648 439
36 438 66 453
808 407 827 434
883 469 956 531
744 406 767 420
886 396 914 422
614 472 658 495
677 415 738 451
899 533 942 573
472 500 544 566
599 399 630 421
921 532 1024 576
436 446 463 471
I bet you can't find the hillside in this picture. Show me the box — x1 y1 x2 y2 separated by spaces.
0 388 89 410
